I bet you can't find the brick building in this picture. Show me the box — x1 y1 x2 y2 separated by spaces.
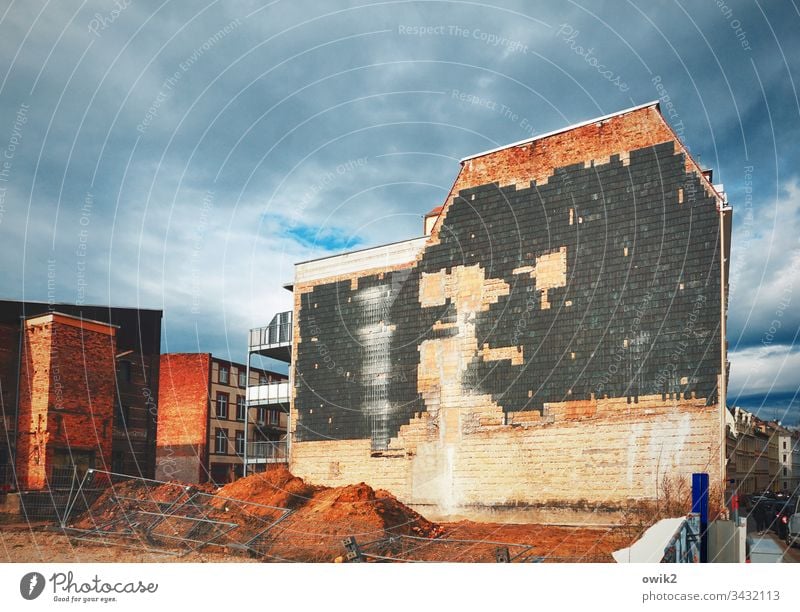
278 101 732 517
156 353 287 485
0 300 163 490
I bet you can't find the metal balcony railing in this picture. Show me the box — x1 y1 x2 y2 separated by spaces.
249 311 292 349
246 441 287 463
247 380 290 406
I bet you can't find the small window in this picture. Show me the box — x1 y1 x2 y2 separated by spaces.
112 451 125 474
235 430 245 455
216 393 229 419
259 373 269 385
215 428 228 454
119 361 132 383
219 365 229 385
236 396 246 421
238 371 247 388
115 404 130 427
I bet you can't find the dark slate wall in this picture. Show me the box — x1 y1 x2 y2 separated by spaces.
295 141 722 445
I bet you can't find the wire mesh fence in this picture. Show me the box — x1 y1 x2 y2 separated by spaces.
60 470 294 558
340 533 600 563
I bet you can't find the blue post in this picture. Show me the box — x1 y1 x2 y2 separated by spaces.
692 473 709 563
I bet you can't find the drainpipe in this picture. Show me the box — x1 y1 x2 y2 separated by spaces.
719 202 728 507
244 342 250 478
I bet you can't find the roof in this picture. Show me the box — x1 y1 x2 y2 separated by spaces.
459 100 661 163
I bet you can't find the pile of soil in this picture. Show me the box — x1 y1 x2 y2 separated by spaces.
216 468 442 561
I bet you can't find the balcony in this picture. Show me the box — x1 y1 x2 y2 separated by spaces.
246 440 287 464
246 380 290 406
249 311 292 362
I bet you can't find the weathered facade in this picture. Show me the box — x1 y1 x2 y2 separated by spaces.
288 102 732 517
0 300 163 488
156 353 286 484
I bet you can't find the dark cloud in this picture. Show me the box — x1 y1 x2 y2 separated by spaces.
0 1 798 410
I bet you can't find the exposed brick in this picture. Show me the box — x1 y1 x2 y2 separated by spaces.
15 314 116 490
155 353 211 483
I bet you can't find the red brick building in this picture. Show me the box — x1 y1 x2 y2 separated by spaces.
0 300 163 489
15 313 117 490
157 353 286 485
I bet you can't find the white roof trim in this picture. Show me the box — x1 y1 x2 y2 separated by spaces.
459 101 661 163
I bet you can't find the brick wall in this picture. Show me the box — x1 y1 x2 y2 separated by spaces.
290 104 727 516
156 353 211 483
15 314 116 490
292 395 721 510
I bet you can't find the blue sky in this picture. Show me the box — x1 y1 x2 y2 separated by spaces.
0 1 798 424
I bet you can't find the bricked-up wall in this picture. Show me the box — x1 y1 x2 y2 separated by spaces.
15 314 116 490
290 104 727 514
155 353 211 483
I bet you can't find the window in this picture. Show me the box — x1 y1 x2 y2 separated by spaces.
235 430 245 455
784 441 788 450
238 370 247 388
119 361 132 383
112 451 125 474
215 393 229 419
266 408 281 426
259 374 269 385
115 404 129 427
219 365 229 385
215 428 228 454
784 454 788 463
236 396 246 421
257 407 266 425
784 467 788 477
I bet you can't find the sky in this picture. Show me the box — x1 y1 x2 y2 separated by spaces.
0 0 798 425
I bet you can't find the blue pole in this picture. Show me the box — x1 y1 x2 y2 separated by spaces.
692 473 709 563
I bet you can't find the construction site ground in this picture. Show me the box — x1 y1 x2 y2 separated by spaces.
0 468 638 563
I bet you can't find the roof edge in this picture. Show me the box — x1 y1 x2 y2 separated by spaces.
459 100 661 163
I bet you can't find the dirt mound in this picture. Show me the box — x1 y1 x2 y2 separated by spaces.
214 467 317 512
71 468 441 561
215 469 440 561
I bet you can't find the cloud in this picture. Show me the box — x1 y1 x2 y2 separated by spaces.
727 179 800 349
1 0 799 367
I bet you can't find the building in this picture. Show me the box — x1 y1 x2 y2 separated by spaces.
244 312 292 477
792 431 800 494
770 423 794 494
726 406 757 495
0 300 162 491
273 101 732 517
156 353 287 485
